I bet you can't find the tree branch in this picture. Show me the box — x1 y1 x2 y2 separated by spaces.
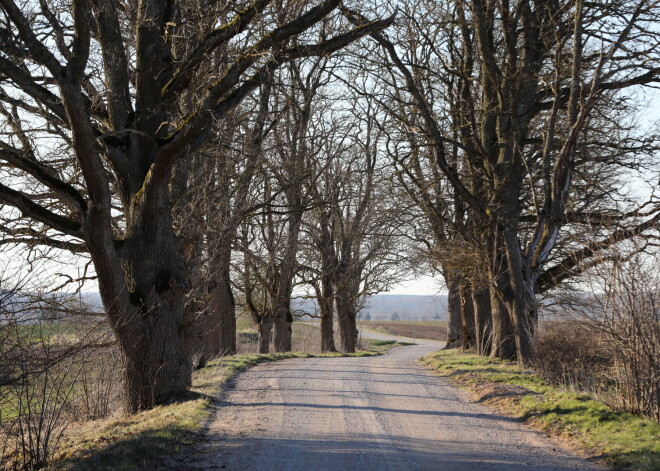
0 183 83 237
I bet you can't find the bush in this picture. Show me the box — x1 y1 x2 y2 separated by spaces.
1 331 81 471
538 251 660 422
532 322 613 395
1 314 121 470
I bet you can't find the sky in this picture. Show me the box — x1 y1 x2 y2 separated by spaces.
386 274 443 295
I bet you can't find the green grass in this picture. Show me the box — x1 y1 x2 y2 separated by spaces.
421 349 660 471
48 340 404 470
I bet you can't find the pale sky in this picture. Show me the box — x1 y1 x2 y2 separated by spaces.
386 274 444 295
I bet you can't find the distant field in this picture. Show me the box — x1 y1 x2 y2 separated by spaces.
359 321 447 341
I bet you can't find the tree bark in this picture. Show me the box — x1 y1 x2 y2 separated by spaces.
337 311 357 353
316 211 337 352
459 281 475 350
502 228 535 365
210 243 237 356
320 310 336 352
182 301 208 369
471 285 492 356
489 283 516 360
119 302 191 412
96 187 191 412
446 274 462 347
258 318 273 354
485 228 517 360
336 286 358 353
319 278 336 352
274 303 293 352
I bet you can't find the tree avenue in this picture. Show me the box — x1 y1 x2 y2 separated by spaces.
0 0 658 418
345 0 660 364
0 0 392 412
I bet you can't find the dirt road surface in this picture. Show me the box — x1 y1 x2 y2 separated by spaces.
188 331 604 470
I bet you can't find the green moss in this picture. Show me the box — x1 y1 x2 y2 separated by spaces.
421 350 660 471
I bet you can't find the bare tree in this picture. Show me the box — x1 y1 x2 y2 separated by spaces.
0 0 393 411
346 0 660 363
176 82 274 366
586 247 660 420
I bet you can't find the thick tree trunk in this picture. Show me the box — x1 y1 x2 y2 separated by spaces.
319 279 336 352
213 279 236 356
273 304 293 352
271 209 303 353
489 284 516 360
320 311 336 352
258 318 273 354
502 229 535 365
120 302 191 412
336 287 358 353
484 229 517 360
95 188 192 412
446 274 462 347
337 311 357 353
471 285 492 356
459 281 475 350
210 244 236 356
317 213 337 352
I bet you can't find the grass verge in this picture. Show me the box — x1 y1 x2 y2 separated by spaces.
420 349 660 471
48 339 404 471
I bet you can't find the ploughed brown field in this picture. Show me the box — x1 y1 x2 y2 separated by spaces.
359 321 447 341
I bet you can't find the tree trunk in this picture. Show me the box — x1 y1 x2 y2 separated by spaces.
210 244 236 356
120 302 191 412
94 188 192 412
489 284 516 360
258 318 273 354
336 287 358 353
320 311 336 352
182 302 209 369
471 285 492 356
484 229 517 360
446 274 462 347
271 208 303 353
459 281 475 350
337 311 357 353
502 229 535 365
317 214 337 353
273 304 293 352
213 278 236 356
319 279 336 352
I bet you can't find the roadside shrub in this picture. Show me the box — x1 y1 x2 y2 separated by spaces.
540 251 660 422
1 309 121 470
531 322 613 395
72 348 122 421
598 259 659 420
0 325 82 471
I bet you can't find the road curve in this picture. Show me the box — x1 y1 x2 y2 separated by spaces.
188 331 604 471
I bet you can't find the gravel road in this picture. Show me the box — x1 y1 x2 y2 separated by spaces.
188 331 605 471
